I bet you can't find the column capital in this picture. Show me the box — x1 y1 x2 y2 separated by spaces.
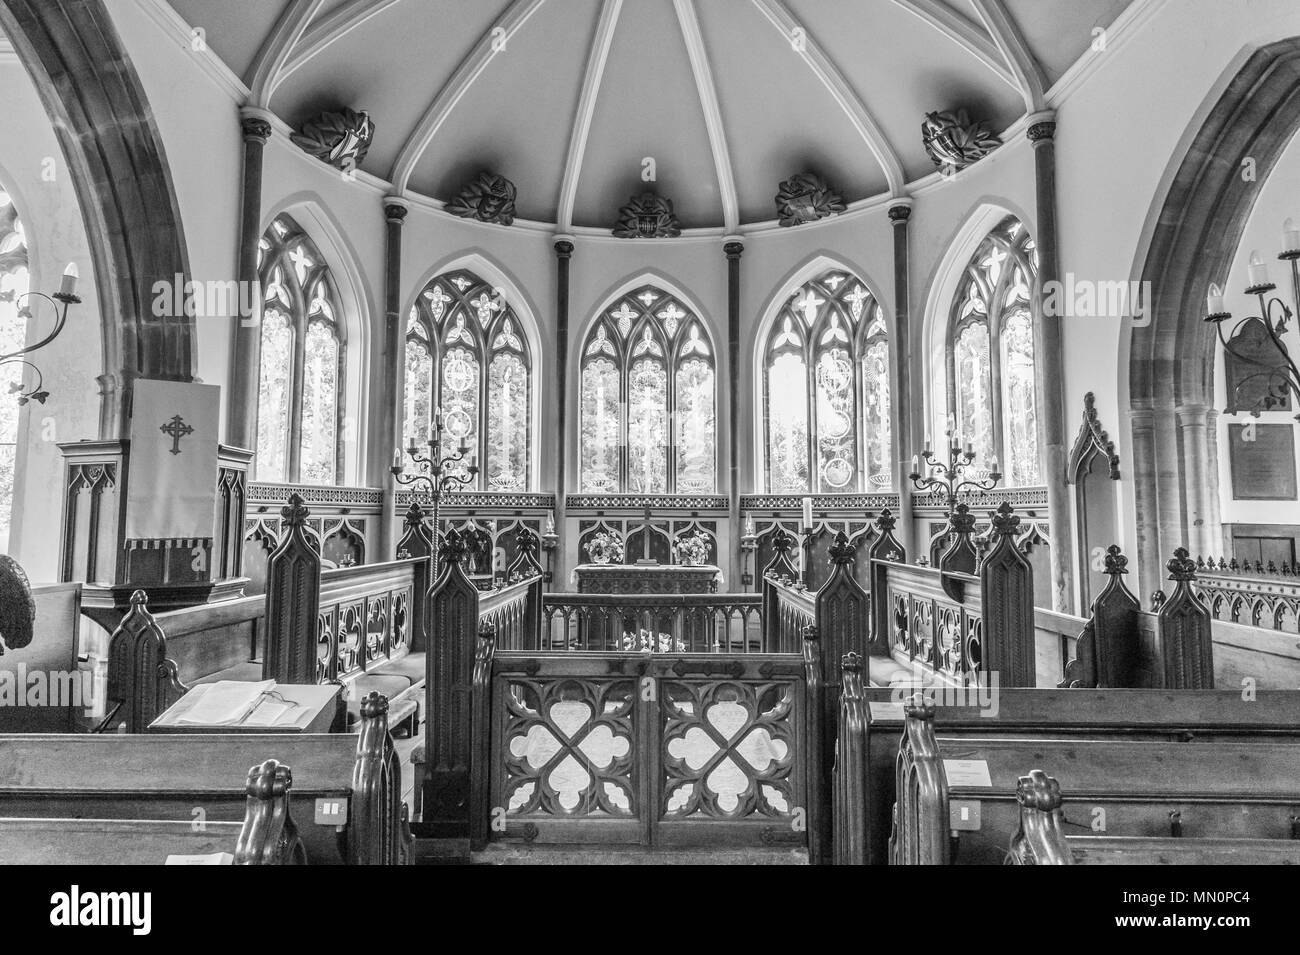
384 196 410 223
554 234 575 257
887 200 912 224
1026 110 1057 144
723 235 744 258
239 106 274 143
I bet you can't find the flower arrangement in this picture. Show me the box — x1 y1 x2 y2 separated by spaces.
621 629 686 653
585 530 624 565
674 532 710 567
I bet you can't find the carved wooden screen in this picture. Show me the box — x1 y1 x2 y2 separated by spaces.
263 494 322 684
489 652 810 848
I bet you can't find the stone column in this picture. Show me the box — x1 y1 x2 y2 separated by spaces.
888 201 915 557
1027 111 1075 613
227 108 272 453
1177 403 1218 559
554 236 574 566
1128 405 1160 599
380 197 408 559
725 237 744 586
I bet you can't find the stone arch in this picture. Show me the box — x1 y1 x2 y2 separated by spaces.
0 0 193 437
1128 38 1300 596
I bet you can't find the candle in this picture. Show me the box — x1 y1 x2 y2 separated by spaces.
545 511 555 534
59 262 78 297
801 496 813 529
392 448 403 469
1206 282 1225 315
910 454 920 476
991 455 1000 476
924 433 931 452
965 439 973 455
1249 250 1270 287
1286 218 1300 252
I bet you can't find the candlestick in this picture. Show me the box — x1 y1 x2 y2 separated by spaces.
1249 250 1270 287
1206 282 1225 316
58 262 78 298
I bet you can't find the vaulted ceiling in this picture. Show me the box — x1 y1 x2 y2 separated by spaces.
166 0 1132 230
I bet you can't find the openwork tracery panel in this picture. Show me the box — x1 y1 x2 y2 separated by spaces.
499 677 637 817
661 678 797 821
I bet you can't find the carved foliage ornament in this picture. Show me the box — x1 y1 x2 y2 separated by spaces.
291 108 375 171
446 172 517 226
775 172 846 227
921 109 1001 174
0 554 35 652
613 192 681 239
1070 391 1121 480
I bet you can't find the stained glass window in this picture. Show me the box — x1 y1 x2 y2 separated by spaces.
577 286 716 494
403 270 533 491
0 190 29 552
947 216 1041 485
762 271 891 493
254 215 345 483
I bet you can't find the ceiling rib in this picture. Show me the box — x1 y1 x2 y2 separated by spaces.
889 0 1017 90
557 0 624 232
279 0 407 86
246 0 326 108
390 0 548 196
749 0 905 197
673 0 739 232
969 0 1046 111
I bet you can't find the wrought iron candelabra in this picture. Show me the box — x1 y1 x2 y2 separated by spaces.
391 409 478 579
1204 228 1300 419
0 265 80 405
908 428 1001 513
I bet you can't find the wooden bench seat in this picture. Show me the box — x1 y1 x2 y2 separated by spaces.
889 701 1300 864
1008 769 1300 865
0 757 304 865
835 667 1300 864
0 692 411 864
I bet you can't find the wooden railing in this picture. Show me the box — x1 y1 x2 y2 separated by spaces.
540 593 763 653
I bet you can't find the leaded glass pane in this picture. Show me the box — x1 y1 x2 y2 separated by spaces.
300 321 339 484
487 352 529 492
580 358 620 493
863 340 892 490
674 358 715 493
627 358 668 494
404 338 433 449
1001 309 1040 484
767 352 809 493
814 347 857 492
255 309 294 481
955 322 994 468
441 346 480 486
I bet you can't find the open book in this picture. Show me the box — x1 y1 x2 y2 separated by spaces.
173 680 284 726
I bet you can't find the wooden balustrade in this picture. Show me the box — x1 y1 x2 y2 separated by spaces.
540 593 763 653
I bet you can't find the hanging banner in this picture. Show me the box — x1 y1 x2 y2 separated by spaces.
124 381 220 541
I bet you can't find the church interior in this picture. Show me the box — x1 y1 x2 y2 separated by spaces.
2 0 1300 873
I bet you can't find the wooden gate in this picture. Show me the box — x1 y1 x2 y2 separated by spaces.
488 651 816 849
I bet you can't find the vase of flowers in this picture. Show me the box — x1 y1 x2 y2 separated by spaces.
674 532 710 567
585 530 624 565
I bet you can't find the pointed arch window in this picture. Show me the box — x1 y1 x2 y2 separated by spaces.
403 269 533 492
255 215 346 484
947 217 1040 485
0 189 29 551
763 270 890 493
579 286 716 494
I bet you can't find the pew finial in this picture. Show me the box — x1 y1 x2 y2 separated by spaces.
841 649 863 673
801 623 820 643
402 501 427 529
280 492 310 526
246 757 293 799
360 691 389 720
438 527 468 565
903 692 936 721
989 501 1021 536
1016 769 1063 812
1166 547 1198 582
1103 544 1129 576
828 531 856 565
874 508 897 533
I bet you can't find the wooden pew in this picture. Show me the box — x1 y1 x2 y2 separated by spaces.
100 494 421 733
1007 769 1300 865
0 692 411 864
836 659 1300 864
888 699 1300 864
0 758 305 865
0 581 84 732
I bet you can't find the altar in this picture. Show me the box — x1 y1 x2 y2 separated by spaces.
573 563 721 595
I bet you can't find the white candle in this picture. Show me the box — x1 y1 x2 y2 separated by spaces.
1206 282 1225 315
59 262 78 297
1285 218 1300 251
924 433 931 452
801 496 813 528
1249 250 1270 287
991 455 1000 476
910 454 920 476
392 448 403 469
